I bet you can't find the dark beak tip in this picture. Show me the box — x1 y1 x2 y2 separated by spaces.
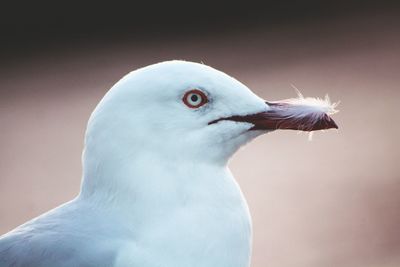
302 114 339 132
327 116 339 130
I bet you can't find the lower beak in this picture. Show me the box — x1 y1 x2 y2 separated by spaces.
209 99 338 132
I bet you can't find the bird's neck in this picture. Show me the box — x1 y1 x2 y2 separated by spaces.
79 149 238 215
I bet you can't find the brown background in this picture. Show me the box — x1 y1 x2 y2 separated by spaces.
1 3 399 267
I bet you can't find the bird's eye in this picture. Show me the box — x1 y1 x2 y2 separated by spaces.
183 89 208 108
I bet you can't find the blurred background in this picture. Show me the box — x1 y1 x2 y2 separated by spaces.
1 1 399 266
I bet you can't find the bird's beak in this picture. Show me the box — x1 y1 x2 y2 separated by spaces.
209 98 338 132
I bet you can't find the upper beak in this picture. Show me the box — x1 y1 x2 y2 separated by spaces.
209 98 338 132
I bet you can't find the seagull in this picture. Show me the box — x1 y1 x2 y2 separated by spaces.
0 60 338 267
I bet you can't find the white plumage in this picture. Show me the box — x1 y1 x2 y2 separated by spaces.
0 60 337 267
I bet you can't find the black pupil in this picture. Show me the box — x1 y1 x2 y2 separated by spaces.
190 94 199 102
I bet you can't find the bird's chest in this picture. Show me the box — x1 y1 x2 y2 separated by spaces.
117 191 252 267
162 202 251 266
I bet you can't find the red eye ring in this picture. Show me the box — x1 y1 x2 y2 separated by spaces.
182 89 208 109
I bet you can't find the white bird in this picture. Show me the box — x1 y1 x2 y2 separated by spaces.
0 60 338 267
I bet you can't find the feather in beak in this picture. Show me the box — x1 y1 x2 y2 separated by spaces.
209 94 339 132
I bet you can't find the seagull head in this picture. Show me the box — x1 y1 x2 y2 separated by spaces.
83 60 338 168
81 60 338 197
